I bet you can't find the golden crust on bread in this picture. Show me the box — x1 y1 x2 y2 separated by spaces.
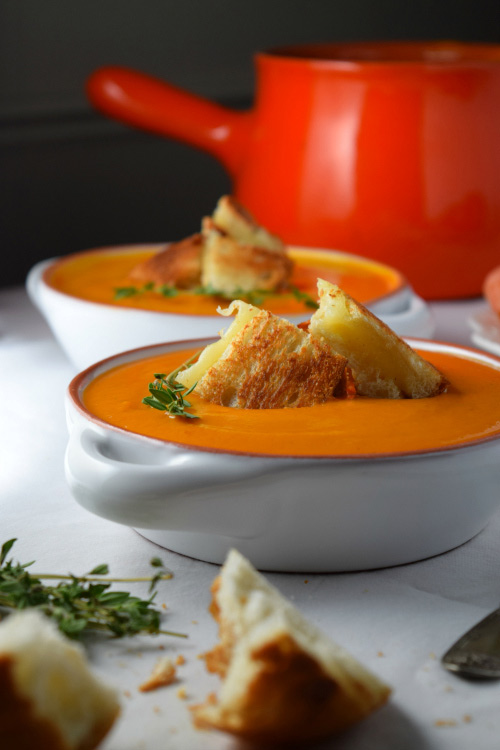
176 300 262 391
181 303 346 408
128 233 203 288
0 655 72 750
0 611 119 750
211 195 284 253
191 550 391 744
128 195 288 295
310 279 448 398
201 220 292 295
0 656 116 750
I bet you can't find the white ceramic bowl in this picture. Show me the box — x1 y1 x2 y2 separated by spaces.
65 338 500 573
27 244 434 371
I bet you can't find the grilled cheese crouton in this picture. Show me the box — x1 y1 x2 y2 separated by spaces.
176 300 261 391
310 280 448 398
191 550 391 745
211 195 284 253
201 220 292 295
0 610 119 750
177 301 346 408
128 233 203 289
128 196 290 295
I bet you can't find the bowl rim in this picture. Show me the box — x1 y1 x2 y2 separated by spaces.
67 336 500 461
37 243 408 317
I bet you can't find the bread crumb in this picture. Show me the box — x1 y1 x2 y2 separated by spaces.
162 603 168 610
304 580 309 584
434 719 457 728
175 654 186 666
463 715 472 723
429 652 436 660
192 620 198 625
377 651 384 657
153 706 161 715
139 657 176 692
177 687 188 700
444 685 454 693
123 690 132 699
158 644 165 650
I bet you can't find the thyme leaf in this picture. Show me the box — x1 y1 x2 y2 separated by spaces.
142 350 202 419
114 283 177 300
114 286 140 299
0 539 187 640
288 285 320 310
142 377 198 419
193 284 274 306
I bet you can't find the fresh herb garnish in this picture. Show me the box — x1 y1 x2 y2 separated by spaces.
0 539 186 640
114 285 141 299
115 282 317 310
289 285 320 310
142 349 202 419
114 283 178 300
194 285 276 307
143 377 198 419
157 284 178 297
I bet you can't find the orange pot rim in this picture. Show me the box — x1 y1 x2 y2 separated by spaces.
256 40 500 68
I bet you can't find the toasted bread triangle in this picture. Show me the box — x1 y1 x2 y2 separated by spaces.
309 280 448 398
211 195 284 253
129 234 203 288
177 301 346 408
201 219 292 294
191 550 391 744
0 610 119 750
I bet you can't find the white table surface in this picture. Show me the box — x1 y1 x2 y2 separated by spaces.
1 286 499 750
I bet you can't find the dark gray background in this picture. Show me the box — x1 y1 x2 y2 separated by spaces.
1 0 499 287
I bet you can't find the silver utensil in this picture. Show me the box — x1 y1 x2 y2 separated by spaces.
442 608 500 678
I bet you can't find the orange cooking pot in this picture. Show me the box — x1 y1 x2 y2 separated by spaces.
87 41 500 300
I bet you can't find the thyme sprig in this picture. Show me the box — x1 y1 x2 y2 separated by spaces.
0 539 187 640
114 282 318 310
114 282 178 300
142 351 201 419
288 285 319 310
193 284 275 307
143 376 198 419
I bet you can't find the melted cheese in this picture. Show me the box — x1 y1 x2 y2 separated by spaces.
176 301 259 389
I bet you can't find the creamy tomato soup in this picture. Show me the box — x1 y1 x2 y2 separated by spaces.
81 347 500 457
46 247 402 316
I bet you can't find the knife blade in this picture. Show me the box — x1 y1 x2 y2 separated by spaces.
442 607 500 678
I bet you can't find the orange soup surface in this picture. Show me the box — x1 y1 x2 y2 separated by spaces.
82 348 500 457
46 246 402 315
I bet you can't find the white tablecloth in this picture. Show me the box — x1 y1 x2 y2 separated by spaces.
1 287 499 750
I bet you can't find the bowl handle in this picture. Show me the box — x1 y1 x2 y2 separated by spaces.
65 424 279 537
86 66 253 178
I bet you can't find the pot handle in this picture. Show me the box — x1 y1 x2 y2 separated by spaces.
86 66 253 178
